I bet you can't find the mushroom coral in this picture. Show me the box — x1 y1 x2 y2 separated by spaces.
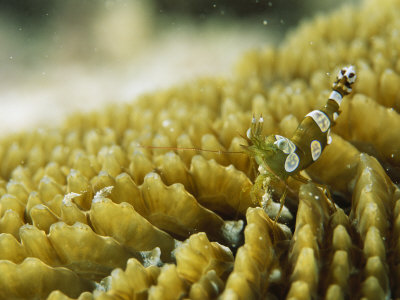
1 0 400 298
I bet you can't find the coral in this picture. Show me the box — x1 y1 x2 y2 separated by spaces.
0 0 400 298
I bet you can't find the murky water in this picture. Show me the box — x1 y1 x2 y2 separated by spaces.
0 0 356 134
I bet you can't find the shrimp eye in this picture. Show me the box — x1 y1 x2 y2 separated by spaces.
277 139 288 150
348 72 355 78
341 69 346 75
275 139 291 154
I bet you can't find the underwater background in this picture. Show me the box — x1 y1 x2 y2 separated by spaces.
0 0 354 133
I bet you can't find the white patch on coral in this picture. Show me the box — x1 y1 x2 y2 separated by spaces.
221 220 244 248
40 176 52 184
210 278 220 294
93 186 114 203
72 222 89 229
258 165 268 175
33 204 47 210
217 243 234 257
141 247 162 267
171 240 183 260
144 172 160 180
364 183 372 193
94 276 111 293
261 189 293 222
223 289 238 298
269 268 282 283
276 222 293 239
62 192 81 206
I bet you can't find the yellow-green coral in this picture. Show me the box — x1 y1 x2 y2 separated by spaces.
0 0 400 299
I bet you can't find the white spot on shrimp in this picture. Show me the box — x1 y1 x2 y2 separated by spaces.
327 129 332 145
274 135 296 154
333 112 339 121
306 110 331 133
344 65 357 84
284 152 300 172
329 90 343 106
310 140 322 161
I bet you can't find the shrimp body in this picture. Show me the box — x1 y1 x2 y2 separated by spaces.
243 66 356 215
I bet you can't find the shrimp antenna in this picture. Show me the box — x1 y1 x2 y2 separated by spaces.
138 145 244 155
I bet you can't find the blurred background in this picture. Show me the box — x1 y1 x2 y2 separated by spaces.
0 0 357 134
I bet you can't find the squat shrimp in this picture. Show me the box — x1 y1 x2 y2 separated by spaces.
242 66 356 221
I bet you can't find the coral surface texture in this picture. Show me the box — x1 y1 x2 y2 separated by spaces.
1 0 400 299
